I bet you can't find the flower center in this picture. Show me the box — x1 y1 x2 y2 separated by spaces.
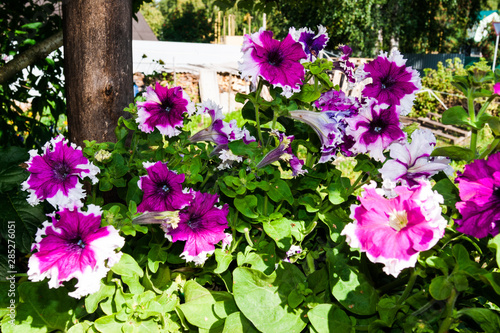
187 215 202 230
267 49 283 67
388 209 408 232
162 100 174 113
53 162 71 182
380 75 396 90
67 237 86 251
157 183 171 197
493 186 500 199
370 117 386 134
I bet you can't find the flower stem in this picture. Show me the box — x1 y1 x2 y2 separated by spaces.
243 228 254 247
254 80 265 146
467 91 477 156
478 137 500 160
396 268 417 306
438 288 458 333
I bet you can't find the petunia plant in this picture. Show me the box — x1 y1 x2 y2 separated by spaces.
3 26 500 333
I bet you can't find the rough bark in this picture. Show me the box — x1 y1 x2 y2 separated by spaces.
0 30 63 85
63 0 132 146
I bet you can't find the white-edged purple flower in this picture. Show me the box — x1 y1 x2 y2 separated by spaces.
359 50 421 115
27 205 124 298
163 191 229 265
289 110 344 163
217 149 243 170
256 131 306 176
289 25 329 61
137 161 193 213
189 99 255 145
345 100 405 161
380 129 453 187
21 135 99 209
136 83 195 137
239 29 307 98
341 180 446 277
336 45 357 86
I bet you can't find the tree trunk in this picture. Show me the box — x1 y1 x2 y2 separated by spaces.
63 0 132 146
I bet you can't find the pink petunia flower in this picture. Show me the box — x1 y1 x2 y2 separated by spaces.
358 50 421 115
341 180 446 277
137 161 193 213
380 129 453 186
27 205 124 298
494 82 500 95
136 83 195 137
163 191 229 265
239 29 307 98
455 152 500 238
21 135 99 209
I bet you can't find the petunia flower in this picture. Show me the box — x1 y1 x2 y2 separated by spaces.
336 45 357 86
27 205 125 298
341 180 446 277
380 129 453 187
239 29 307 98
136 83 195 137
288 110 344 163
256 131 306 176
163 191 229 265
358 50 421 115
494 82 500 95
137 161 193 213
21 135 99 209
189 99 255 145
289 25 329 62
455 152 500 238
345 100 405 161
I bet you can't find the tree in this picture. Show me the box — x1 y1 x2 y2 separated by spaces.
161 2 215 43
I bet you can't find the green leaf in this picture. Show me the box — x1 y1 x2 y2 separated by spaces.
308 304 354 333
262 216 292 250
429 276 453 300
0 191 46 253
111 253 144 277
85 281 116 313
431 146 475 162
0 146 29 193
267 178 293 205
327 175 351 205
21 22 44 30
126 176 142 205
234 195 259 218
214 249 233 274
319 208 351 242
458 308 500 333
327 250 378 315
232 266 307 333
441 105 473 127
2 281 76 332
489 234 500 269
287 289 304 309
487 117 500 136
147 244 168 273
108 153 129 179
432 177 459 209
293 84 321 103
222 312 259 333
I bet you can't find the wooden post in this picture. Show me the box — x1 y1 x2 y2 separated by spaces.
63 0 133 145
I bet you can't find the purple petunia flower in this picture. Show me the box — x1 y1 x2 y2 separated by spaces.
288 110 345 163
455 152 500 238
136 83 195 137
137 161 193 213
27 205 124 298
345 100 405 161
163 191 229 265
189 100 255 145
239 29 307 98
358 50 421 115
21 135 99 209
289 25 329 62
336 45 357 86
380 129 453 187
341 180 446 277
256 131 306 176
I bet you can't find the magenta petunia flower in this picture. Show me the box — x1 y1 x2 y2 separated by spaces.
189 99 255 145
288 110 345 163
163 191 229 265
289 25 329 62
256 131 306 176
341 180 446 277
455 152 500 238
359 50 421 115
136 83 195 137
345 100 405 161
494 82 500 95
27 205 124 298
380 129 453 187
239 29 307 98
137 161 193 213
21 135 99 209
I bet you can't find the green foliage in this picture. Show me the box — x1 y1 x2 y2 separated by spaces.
161 2 215 43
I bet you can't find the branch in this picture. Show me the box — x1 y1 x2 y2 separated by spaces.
0 30 63 85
